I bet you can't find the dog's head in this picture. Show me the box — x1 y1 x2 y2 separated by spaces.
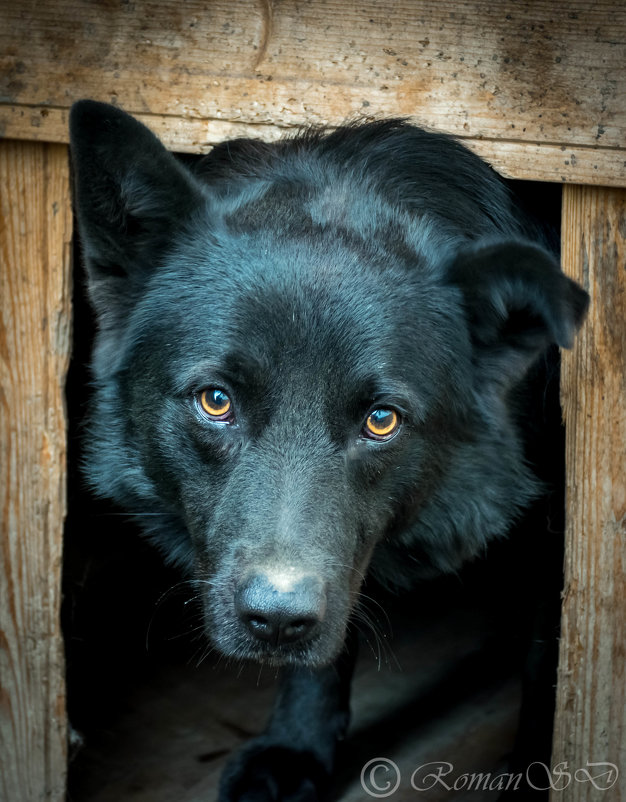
70 101 587 666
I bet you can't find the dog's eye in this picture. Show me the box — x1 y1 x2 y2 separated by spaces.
363 408 400 440
198 388 234 421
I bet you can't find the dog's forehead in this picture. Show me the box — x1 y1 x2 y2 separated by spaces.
213 281 398 397
167 226 422 343
220 243 421 368
141 225 466 404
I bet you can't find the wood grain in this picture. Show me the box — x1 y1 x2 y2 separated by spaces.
0 0 624 185
0 141 71 802
553 185 626 800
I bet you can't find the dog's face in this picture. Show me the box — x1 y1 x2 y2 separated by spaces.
70 102 588 667
116 228 469 665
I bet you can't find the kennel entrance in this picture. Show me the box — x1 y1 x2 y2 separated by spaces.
1 1 624 799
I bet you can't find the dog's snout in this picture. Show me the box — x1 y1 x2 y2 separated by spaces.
235 572 326 647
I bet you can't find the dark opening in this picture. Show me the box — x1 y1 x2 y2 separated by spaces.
63 176 564 801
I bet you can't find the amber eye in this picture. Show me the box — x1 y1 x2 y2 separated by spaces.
198 388 233 421
363 408 400 440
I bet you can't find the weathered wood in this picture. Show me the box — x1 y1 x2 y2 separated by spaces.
0 141 71 802
1 0 624 185
553 185 626 799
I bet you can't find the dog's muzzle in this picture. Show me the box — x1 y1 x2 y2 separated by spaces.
234 570 327 648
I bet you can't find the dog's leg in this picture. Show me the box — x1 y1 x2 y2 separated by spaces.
219 631 358 802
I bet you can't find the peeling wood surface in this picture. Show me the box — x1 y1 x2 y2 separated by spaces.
0 141 71 802
553 185 626 800
1 0 625 185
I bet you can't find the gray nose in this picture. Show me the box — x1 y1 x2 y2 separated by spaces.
235 573 326 647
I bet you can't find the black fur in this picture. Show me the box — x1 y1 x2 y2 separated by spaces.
70 100 588 800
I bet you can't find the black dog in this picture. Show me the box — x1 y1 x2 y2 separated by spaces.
69 101 588 800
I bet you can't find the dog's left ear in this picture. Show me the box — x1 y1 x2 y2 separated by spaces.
446 241 589 383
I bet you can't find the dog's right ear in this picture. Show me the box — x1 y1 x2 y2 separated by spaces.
70 101 206 317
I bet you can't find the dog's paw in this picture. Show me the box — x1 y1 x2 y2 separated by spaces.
219 739 332 802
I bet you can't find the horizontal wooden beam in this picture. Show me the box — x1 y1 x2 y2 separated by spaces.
1 0 624 185
2 103 624 187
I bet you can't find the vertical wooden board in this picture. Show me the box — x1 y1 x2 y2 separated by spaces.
553 185 626 799
0 142 71 801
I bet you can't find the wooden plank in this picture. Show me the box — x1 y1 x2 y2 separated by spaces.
1 103 624 187
0 141 71 802
0 0 624 185
553 185 626 799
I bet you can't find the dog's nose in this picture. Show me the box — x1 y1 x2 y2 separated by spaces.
235 572 326 647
